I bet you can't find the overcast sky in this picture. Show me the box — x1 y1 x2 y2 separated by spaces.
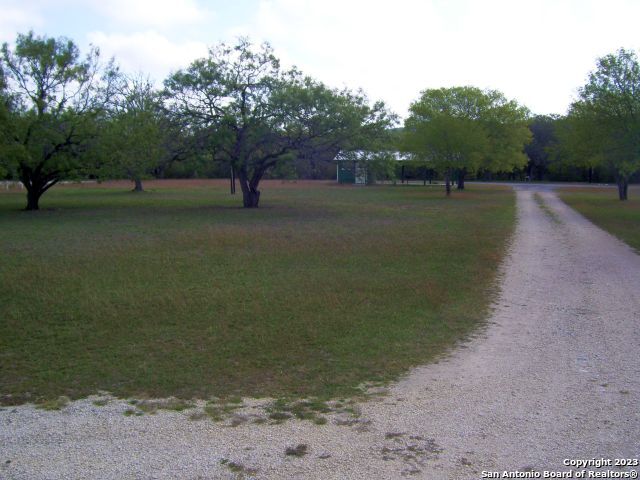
1 0 639 118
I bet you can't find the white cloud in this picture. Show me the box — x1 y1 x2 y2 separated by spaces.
3 0 640 117
89 0 214 29
245 0 640 117
87 30 208 81
0 4 44 43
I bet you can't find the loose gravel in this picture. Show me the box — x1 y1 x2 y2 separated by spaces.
2 187 639 479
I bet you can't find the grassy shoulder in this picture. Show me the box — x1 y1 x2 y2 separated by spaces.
558 186 640 251
0 180 515 404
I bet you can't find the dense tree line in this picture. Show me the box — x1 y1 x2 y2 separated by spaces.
1 32 639 208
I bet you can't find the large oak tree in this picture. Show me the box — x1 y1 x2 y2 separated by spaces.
0 32 115 210
164 39 394 207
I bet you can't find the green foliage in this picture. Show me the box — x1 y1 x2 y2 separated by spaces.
0 31 115 209
164 38 395 207
96 75 165 190
403 86 530 191
482 94 532 173
404 87 488 174
525 115 560 180
550 114 602 176
560 48 640 199
365 152 398 184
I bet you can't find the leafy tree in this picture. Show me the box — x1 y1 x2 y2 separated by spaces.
0 31 115 210
481 94 531 186
97 75 164 191
164 39 394 207
563 48 640 200
550 114 603 182
403 86 530 195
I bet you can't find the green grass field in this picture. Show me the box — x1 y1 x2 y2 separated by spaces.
0 180 515 405
559 186 640 251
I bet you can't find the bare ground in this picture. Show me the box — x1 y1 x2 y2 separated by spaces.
2 187 639 479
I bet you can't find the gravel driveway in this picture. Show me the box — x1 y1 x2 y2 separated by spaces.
2 187 639 479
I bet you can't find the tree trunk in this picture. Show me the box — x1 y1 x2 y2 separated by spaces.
445 170 451 196
617 176 628 200
26 187 42 211
21 169 58 211
237 168 261 208
133 178 144 192
457 169 466 190
242 188 260 207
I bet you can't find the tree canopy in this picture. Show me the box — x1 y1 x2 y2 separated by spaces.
96 75 165 192
403 86 530 194
560 48 640 200
164 39 395 207
0 31 116 209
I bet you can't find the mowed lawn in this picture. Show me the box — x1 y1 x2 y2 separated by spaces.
559 185 640 251
0 180 514 404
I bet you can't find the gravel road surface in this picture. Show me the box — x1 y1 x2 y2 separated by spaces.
2 187 639 479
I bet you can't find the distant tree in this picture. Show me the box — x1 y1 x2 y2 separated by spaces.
97 75 164 191
524 115 559 181
561 48 640 200
0 32 116 210
403 86 530 195
164 39 394 207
